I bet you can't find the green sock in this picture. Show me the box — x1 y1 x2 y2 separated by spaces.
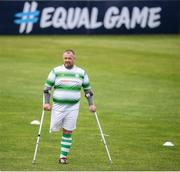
60 133 72 158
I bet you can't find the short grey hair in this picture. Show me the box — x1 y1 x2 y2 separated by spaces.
64 49 75 55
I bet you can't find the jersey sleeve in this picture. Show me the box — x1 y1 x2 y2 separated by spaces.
45 69 56 88
82 72 91 90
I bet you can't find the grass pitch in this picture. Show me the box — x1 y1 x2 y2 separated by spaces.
0 35 180 171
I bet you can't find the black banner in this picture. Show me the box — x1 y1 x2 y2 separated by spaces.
0 0 179 34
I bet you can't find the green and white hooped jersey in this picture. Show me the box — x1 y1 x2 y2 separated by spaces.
45 65 91 111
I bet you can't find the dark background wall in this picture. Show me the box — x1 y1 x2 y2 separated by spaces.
0 0 179 35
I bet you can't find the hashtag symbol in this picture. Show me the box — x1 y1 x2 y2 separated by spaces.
14 2 40 34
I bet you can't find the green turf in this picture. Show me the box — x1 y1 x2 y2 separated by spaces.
0 35 180 171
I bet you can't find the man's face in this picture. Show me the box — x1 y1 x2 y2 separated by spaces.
63 51 75 69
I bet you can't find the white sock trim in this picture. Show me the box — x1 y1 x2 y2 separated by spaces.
61 141 72 145
62 136 72 140
61 147 70 152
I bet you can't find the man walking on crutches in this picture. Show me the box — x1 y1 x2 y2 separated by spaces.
33 49 112 164
43 49 96 164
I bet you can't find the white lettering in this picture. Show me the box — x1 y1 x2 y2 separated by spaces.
90 7 102 29
67 7 81 29
77 8 90 29
148 7 161 28
116 7 130 29
39 6 162 31
104 7 119 29
40 7 55 28
52 7 67 29
131 7 148 28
